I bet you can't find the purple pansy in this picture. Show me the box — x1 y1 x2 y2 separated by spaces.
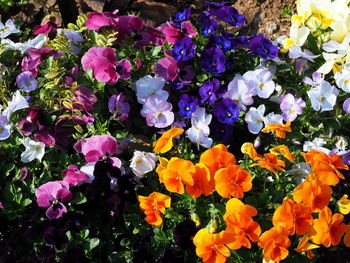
171 7 191 26
172 36 196 61
201 47 226 75
16 71 38 92
35 181 73 219
280 93 306 122
343 98 350 115
249 35 278 59
199 11 218 37
116 59 132 79
140 96 174 128
178 94 198 118
199 79 222 105
108 93 130 120
208 5 245 27
213 98 240 124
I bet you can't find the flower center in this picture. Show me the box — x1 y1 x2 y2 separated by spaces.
35 146 41 151
233 99 239 103
345 80 349 84
226 112 232 117
135 159 142 164
52 200 60 205
157 112 163 118
181 50 185 54
257 119 262 123
212 62 216 67
320 97 325 102
26 82 31 87
0 127 3 133
185 106 190 111
290 109 295 113
259 83 264 88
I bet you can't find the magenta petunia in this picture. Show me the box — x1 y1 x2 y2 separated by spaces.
35 181 73 219
81 47 119 84
86 11 119 30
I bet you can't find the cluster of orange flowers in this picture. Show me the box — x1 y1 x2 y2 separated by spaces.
138 128 350 262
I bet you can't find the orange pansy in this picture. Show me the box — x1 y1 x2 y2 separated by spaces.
269 145 295 162
309 206 346 247
241 142 262 161
343 225 350 247
186 163 214 198
159 157 195 194
153 127 184 153
222 198 261 250
155 157 170 183
293 173 332 212
138 192 171 227
214 164 252 198
250 153 285 176
258 226 291 263
272 198 313 235
295 236 319 259
199 144 236 177
193 228 231 263
261 121 291 139
302 149 348 185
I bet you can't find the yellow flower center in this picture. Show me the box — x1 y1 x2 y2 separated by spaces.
181 50 185 54
233 99 239 103
26 82 31 87
345 80 349 84
35 146 41 151
135 159 142 164
290 109 295 113
320 97 325 102
157 112 163 118
259 83 264 88
0 127 3 132
226 112 232 117
52 200 59 205
185 106 190 111
257 119 262 123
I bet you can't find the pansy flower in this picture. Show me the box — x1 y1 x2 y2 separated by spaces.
35 181 73 219
178 94 198 118
186 107 213 148
198 11 218 37
135 75 167 104
85 11 119 30
140 95 174 128
108 93 130 120
200 47 226 75
243 68 275 99
244 105 266 134
153 127 184 153
280 93 306 122
199 79 222 105
307 80 338 112
223 75 254 110
213 98 239 124
130 151 158 178
172 36 196 61
248 35 278 59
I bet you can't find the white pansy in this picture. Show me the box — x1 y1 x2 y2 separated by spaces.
135 75 168 104
1 34 46 54
303 137 330 154
3 90 29 119
286 163 311 185
245 105 266 134
0 19 20 39
243 68 275 99
20 138 45 163
307 81 338 112
130 151 158 178
335 66 350 92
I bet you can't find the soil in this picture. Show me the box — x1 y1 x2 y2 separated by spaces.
1 0 296 39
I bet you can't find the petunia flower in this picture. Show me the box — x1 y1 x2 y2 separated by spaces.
307 80 339 112
138 192 171 227
243 68 275 99
20 138 45 163
140 96 174 128
280 93 306 122
135 75 167 104
130 151 158 178
244 104 266 134
16 71 38 92
153 127 184 153
35 181 73 219
3 90 29 120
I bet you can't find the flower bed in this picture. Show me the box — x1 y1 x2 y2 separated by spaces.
1 1 350 262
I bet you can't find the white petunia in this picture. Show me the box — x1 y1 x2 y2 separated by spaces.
307 81 338 111
135 75 168 104
130 151 158 178
20 138 45 163
245 105 266 134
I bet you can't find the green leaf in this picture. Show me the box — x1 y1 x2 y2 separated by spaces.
89 238 100 250
151 46 162 57
71 192 87 204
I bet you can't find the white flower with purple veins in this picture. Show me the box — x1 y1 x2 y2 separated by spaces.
130 151 158 178
303 137 330 155
223 74 254 111
0 114 11 140
288 46 319 62
0 19 20 39
303 72 324 87
243 68 275 99
135 75 168 104
245 104 266 134
20 138 46 163
16 71 38 92
141 95 174 128
307 81 339 112
335 67 350 93
186 107 213 148
280 93 306 122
